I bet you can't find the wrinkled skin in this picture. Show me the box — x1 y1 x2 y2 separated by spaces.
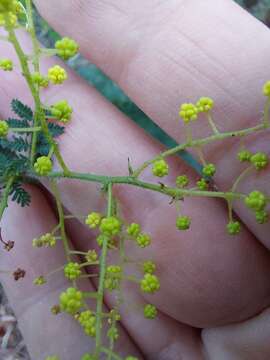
1 1 270 359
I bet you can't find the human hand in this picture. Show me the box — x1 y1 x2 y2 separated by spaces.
1 1 270 359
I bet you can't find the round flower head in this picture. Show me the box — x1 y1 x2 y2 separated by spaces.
263 81 270 97
0 58 13 71
226 221 241 235
0 120 9 137
179 103 198 123
136 233 151 248
255 210 269 224
105 265 122 291
176 216 191 230
106 265 122 279
59 287 83 314
51 100 73 124
32 233 56 248
237 149 252 162
250 152 268 170
202 163 216 177
140 274 160 294
245 190 267 212
107 327 119 341
127 223 141 238
176 175 189 188
144 304 157 319
96 233 116 248
31 72 49 88
85 249 98 263
81 354 95 360
78 310 96 337
143 261 156 274
85 212 102 229
0 11 17 27
34 156 53 176
196 97 214 113
99 216 121 236
64 262 81 280
33 276 46 285
48 65 67 84
152 159 169 177
197 178 208 190
55 37 79 60
0 0 18 12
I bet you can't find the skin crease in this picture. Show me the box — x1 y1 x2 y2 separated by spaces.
0 0 270 358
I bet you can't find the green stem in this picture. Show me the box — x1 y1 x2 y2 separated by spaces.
227 165 254 222
231 166 254 194
263 98 270 128
95 183 113 357
46 265 65 278
25 0 40 73
0 176 15 221
69 250 88 256
196 146 207 166
207 113 219 134
133 123 266 177
101 347 123 360
184 123 193 143
41 48 58 57
11 126 41 132
5 10 70 173
50 180 70 261
41 170 246 202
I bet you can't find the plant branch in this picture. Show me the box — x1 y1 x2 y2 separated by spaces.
95 183 113 357
0 176 15 221
50 180 70 261
4 11 70 173
133 123 266 177
39 170 246 202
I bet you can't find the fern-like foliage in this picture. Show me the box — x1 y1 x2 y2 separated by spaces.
36 122 65 156
10 182 31 207
0 99 65 208
6 118 29 129
11 99 33 121
0 136 30 153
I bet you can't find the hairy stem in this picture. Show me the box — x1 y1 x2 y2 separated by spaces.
207 113 219 134
95 183 113 357
41 170 246 202
25 0 40 73
133 123 266 177
11 126 41 132
101 347 123 360
51 180 70 260
25 0 40 163
0 176 15 221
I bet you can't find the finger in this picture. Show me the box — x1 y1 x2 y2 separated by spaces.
202 306 270 360
1 27 270 333
0 186 140 359
34 0 270 247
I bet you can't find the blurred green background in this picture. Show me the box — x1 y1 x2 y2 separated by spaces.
28 0 270 173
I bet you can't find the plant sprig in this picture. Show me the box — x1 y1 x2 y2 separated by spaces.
0 1 269 360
